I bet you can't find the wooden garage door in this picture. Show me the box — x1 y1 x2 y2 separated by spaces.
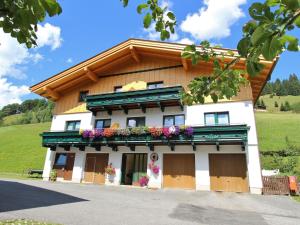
163 154 195 189
209 154 249 193
84 154 109 184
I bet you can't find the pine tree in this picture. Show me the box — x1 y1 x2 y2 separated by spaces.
261 100 266 109
274 101 278 107
280 103 285 111
284 101 291 111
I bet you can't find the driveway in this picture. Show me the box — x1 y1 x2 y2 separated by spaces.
0 179 299 225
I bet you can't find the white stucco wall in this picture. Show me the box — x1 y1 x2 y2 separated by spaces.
43 100 262 193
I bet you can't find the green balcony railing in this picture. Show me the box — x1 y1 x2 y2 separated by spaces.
85 86 184 114
41 125 249 151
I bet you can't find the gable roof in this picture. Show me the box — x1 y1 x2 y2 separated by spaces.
30 38 278 102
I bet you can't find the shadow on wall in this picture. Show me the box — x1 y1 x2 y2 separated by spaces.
0 180 88 213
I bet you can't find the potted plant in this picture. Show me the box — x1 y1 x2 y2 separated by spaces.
139 175 149 187
105 163 116 183
50 169 57 182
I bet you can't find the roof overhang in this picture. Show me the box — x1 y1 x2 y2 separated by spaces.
30 38 278 102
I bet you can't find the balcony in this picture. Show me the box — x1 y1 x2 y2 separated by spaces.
42 125 249 151
85 86 184 115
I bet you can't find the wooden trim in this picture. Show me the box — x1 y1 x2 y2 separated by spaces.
84 67 98 82
129 45 140 63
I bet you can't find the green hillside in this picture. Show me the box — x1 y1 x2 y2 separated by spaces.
2 113 24 126
0 122 50 174
259 95 300 112
255 112 300 151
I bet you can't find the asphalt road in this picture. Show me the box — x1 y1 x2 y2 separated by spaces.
0 179 299 225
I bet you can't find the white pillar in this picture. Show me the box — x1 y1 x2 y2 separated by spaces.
72 151 86 183
246 144 263 194
195 151 210 191
106 151 122 185
42 149 55 181
147 152 162 189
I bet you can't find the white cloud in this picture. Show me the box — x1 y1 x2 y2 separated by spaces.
36 23 62 50
66 58 73 63
180 0 246 40
0 23 62 108
178 38 194 45
0 78 30 108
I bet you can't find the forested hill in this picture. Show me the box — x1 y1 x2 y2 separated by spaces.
0 99 53 126
262 74 300 96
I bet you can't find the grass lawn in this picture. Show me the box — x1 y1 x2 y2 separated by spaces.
259 95 300 112
0 122 50 174
1 113 24 126
255 112 300 151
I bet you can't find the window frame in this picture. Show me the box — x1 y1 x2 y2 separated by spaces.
65 120 81 131
163 114 185 126
126 117 146 128
204 112 230 126
147 81 164 89
94 119 111 129
53 153 67 167
78 90 89 102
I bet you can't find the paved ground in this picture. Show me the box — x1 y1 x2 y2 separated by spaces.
0 179 299 225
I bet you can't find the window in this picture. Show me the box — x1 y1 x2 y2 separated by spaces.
78 91 89 102
114 86 123 92
163 115 185 126
66 121 81 131
204 112 229 125
147 82 163 89
127 117 145 128
95 119 111 129
54 153 67 166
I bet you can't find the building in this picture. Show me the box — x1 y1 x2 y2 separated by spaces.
30 39 277 194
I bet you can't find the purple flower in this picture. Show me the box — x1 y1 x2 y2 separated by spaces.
174 126 180 135
94 129 103 138
184 127 194 136
82 130 91 138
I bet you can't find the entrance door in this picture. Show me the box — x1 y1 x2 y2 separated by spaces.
209 154 249 192
63 153 75 180
121 153 147 185
84 154 109 184
163 154 195 189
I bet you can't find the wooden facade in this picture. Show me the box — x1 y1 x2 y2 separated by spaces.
30 39 277 115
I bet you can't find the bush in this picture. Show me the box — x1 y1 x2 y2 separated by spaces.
292 102 300 113
285 101 291 111
274 101 278 107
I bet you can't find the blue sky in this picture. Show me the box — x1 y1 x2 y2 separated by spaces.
0 0 299 107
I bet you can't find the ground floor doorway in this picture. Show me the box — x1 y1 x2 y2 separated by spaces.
84 153 109 184
121 153 148 186
53 153 75 181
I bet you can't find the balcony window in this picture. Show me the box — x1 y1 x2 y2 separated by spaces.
127 117 145 128
147 82 163 89
95 119 111 129
66 120 81 131
163 115 185 126
78 91 89 102
204 112 229 125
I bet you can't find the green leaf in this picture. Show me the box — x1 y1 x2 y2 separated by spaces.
251 26 270 46
246 60 264 77
282 0 299 10
137 4 148 14
167 12 175 20
40 0 62 17
262 36 282 60
121 0 129 7
160 29 170 40
237 37 250 57
266 0 280 6
281 35 299 51
294 16 300 28
143 13 152 28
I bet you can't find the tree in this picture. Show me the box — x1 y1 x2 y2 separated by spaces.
280 103 286 111
285 101 291 111
0 0 62 48
123 0 300 103
274 101 279 107
261 100 267 109
262 82 273 95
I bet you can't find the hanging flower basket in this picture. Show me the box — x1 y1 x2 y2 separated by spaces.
149 160 160 175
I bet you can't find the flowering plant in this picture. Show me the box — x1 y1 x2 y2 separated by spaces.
149 160 160 175
184 126 194 136
149 127 162 137
105 163 116 175
94 129 103 138
130 127 146 135
139 175 149 187
103 128 115 137
117 128 130 136
82 130 92 139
